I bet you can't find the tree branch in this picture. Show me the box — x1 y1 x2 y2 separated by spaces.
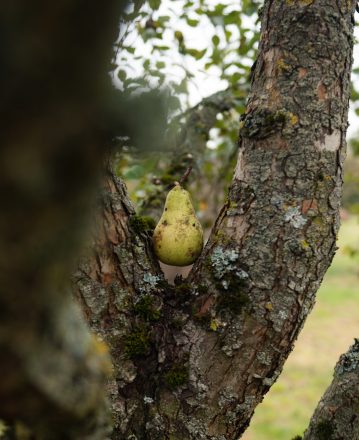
303 339 359 440
185 1 356 437
73 165 165 437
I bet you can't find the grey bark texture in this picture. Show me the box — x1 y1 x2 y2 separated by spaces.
303 339 359 440
74 1 357 439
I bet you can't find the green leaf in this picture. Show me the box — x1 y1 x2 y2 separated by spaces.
174 30 184 42
123 46 136 54
157 15 171 24
186 18 199 27
224 10 241 26
149 0 161 10
153 45 171 51
172 78 188 94
225 30 232 42
168 96 181 111
156 61 166 69
212 35 220 46
186 48 207 60
117 70 127 82
123 164 146 179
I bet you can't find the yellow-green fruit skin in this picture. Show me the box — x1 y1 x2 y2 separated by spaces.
153 185 203 266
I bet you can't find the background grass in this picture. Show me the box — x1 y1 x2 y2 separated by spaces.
242 216 359 440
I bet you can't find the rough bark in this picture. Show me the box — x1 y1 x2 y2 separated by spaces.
303 339 359 440
0 1 128 438
73 167 167 437
186 1 355 437
74 1 356 439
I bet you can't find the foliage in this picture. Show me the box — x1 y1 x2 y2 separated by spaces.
113 0 262 225
116 0 261 105
113 0 359 222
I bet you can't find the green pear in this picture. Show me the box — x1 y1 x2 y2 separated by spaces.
153 183 203 266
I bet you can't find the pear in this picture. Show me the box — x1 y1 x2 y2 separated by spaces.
153 183 203 266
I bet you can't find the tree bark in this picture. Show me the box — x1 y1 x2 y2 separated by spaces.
75 1 357 439
187 1 355 437
303 339 359 440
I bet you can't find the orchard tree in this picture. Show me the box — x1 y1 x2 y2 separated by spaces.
0 1 358 440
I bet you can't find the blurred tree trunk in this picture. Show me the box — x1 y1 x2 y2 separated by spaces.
74 1 357 439
0 1 128 438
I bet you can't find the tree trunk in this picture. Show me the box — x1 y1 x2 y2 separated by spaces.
0 1 128 438
75 2 357 439
303 339 359 440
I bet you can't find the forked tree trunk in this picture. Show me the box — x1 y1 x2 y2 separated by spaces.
74 1 357 439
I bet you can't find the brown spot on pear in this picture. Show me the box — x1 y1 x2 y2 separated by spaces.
153 184 203 266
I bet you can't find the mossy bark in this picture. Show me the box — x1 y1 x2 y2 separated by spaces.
186 1 356 437
74 1 356 439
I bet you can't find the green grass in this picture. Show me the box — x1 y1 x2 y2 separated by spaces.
242 216 359 440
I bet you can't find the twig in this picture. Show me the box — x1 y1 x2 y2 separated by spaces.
179 166 193 185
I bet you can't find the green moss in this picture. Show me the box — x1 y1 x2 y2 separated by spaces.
171 317 184 329
129 215 156 234
214 230 231 245
197 284 208 295
192 307 211 326
316 420 334 440
174 283 192 298
217 286 249 314
133 295 161 321
277 58 291 72
240 108 289 139
264 110 287 125
124 326 151 359
156 278 170 290
164 364 188 389
300 239 310 249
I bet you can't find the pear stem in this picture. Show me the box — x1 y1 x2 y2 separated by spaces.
179 166 193 185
